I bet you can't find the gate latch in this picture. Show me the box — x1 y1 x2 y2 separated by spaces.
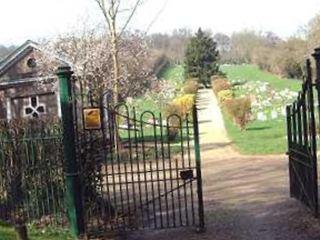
180 170 194 181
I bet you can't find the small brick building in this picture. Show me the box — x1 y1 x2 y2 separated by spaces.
0 40 68 120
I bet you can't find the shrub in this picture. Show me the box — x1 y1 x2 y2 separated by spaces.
212 78 231 94
165 102 186 141
167 126 179 141
165 102 185 119
171 94 195 117
217 90 233 104
165 94 195 140
183 78 199 94
224 97 252 130
211 72 226 81
283 59 303 78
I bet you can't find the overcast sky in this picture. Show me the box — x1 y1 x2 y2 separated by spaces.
1 0 320 46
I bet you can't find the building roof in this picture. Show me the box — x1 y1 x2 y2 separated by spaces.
0 40 39 76
0 40 70 78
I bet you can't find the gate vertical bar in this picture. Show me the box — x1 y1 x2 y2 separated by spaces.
312 49 320 216
286 106 293 197
57 66 85 236
192 105 205 231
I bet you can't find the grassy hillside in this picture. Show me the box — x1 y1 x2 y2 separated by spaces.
221 64 301 155
132 64 184 114
159 64 185 87
221 64 301 92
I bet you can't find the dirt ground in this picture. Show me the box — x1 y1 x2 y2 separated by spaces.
124 90 320 240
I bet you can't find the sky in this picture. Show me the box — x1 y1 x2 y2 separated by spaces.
1 0 320 46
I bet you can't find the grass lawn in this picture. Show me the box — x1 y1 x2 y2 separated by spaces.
132 64 184 114
223 113 287 154
158 64 185 88
221 64 301 92
0 222 72 240
221 64 300 155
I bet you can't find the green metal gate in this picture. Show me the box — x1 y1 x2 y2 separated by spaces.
64 69 205 237
286 48 320 217
0 66 205 239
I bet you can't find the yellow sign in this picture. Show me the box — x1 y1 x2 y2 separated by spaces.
83 108 101 130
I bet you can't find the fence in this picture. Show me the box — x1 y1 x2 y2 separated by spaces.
0 118 66 227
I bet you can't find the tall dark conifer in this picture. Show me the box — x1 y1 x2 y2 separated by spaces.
185 28 219 87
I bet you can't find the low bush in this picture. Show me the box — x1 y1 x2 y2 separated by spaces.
165 102 185 119
183 78 199 94
224 97 252 130
165 94 195 139
170 94 195 117
165 94 195 141
217 90 233 104
212 78 231 94
283 59 303 79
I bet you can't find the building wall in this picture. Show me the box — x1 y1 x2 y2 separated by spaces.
0 81 59 120
0 46 62 120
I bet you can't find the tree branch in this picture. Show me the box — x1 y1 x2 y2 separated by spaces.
145 0 168 34
119 0 142 36
94 0 112 30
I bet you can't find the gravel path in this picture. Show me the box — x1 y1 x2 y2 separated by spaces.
127 89 320 240
197 89 230 145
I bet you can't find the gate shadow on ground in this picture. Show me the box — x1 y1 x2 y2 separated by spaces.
199 142 233 152
246 126 271 131
198 120 212 124
110 130 320 239
125 199 320 240
197 107 209 111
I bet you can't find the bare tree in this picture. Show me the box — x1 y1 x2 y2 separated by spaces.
40 27 154 100
93 0 144 103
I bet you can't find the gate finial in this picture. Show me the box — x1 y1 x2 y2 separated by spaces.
312 48 320 83
312 48 320 60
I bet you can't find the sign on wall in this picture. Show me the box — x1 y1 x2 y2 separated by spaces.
83 108 101 130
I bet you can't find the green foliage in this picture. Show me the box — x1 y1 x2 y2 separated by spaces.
217 90 233 104
184 28 219 87
212 78 231 94
183 78 199 94
0 222 72 240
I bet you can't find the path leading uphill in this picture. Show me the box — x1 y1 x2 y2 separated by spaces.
128 89 320 240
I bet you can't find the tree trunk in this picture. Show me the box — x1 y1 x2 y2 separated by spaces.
109 15 123 155
110 16 119 104
15 225 28 240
